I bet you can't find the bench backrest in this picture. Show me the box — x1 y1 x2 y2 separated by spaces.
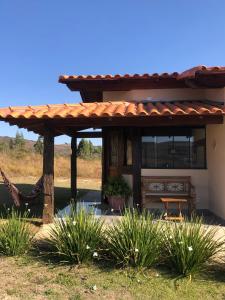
141 176 192 196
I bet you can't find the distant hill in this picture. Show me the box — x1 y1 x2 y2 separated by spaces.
0 136 71 156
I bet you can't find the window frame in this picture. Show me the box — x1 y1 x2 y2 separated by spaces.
141 126 207 170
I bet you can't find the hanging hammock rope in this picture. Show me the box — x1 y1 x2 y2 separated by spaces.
0 168 43 207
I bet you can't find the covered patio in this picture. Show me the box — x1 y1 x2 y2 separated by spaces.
0 100 224 223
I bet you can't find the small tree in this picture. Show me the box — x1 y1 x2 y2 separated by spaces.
34 136 44 154
77 138 92 159
14 131 25 150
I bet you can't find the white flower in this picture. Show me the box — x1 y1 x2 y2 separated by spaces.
68 233 71 238
92 284 97 291
28 209 31 212
136 203 139 207
155 273 159 277
178 241 183 244
134 248 139 253
169 235 173 239
93 252 98 257
25 203 28 207
188 246 193 252
7 208 10 211
86 245 90 250
72 221 76 225
111 208 114 212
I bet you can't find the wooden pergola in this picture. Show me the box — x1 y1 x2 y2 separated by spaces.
0 100 224 223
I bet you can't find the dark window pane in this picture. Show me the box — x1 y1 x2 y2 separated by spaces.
190 129 205 168
141 127 206 169
142 136 156 168
156 136 173 168
173 136 190 168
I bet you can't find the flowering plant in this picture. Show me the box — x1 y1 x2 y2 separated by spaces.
163 217 223 277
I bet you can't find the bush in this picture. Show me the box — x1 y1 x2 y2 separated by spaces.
163 217 223 277
103 176 132 198
46 206 104 264
104 209 163 268
0 208 33 256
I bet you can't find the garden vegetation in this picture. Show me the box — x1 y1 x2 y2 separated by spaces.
0 205 223 281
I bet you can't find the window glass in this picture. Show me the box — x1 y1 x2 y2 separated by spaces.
142 136 155 168
141 128 206 169
173 136 190 168
190 129 206 168
156 136 173 168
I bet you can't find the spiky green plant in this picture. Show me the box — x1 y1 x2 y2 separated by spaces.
0 208 33 256
46 206 104 264
163 217 224 277
104 209 163 268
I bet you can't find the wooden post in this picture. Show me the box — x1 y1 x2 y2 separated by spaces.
132 128 142 209
42 130 54 224
71 137 77 201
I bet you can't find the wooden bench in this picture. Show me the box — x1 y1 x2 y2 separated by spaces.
141 176 196 215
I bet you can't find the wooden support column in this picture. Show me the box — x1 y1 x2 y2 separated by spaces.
71 137 77 201
42 130 54 224
132 128 142 208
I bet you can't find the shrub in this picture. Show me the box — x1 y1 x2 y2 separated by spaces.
0 208 33 256
104 209 163 268
163 217 223 277
46 206 104 264
103 176 132 198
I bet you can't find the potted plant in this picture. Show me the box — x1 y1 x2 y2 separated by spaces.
103 176 132 210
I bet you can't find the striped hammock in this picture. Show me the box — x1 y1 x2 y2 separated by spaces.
0 168 43 207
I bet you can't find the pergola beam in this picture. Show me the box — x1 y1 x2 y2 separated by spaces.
74 131 102 138
42 128 55 224
71 137 77 201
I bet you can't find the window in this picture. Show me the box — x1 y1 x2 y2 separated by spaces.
142 127 206 169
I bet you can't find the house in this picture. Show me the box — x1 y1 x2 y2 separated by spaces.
1 65 225 222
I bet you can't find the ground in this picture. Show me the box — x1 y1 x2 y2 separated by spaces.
0 255 224 300
0 176 225 300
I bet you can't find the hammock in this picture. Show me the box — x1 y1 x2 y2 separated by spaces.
0 168 43 207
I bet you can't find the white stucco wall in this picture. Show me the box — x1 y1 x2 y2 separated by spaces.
207 121 225 220
103 88 225 102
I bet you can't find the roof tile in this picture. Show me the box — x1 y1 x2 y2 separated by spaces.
59 66 225 83
0 101 224 120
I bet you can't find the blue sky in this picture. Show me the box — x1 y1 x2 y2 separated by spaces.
0 0 225 145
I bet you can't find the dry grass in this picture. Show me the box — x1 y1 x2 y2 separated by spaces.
0 152 101 179
0 256 224 300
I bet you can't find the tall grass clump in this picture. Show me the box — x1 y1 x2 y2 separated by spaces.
163 217 224 277
0 208 33 256
105 209 163 268
46 206 104 264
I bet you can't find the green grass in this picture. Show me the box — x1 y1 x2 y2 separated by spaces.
2 255 224 300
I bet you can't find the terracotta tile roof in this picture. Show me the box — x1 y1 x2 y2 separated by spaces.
59 72 179 81
0 101 224 120
59 66 225 82
177 65 225 80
